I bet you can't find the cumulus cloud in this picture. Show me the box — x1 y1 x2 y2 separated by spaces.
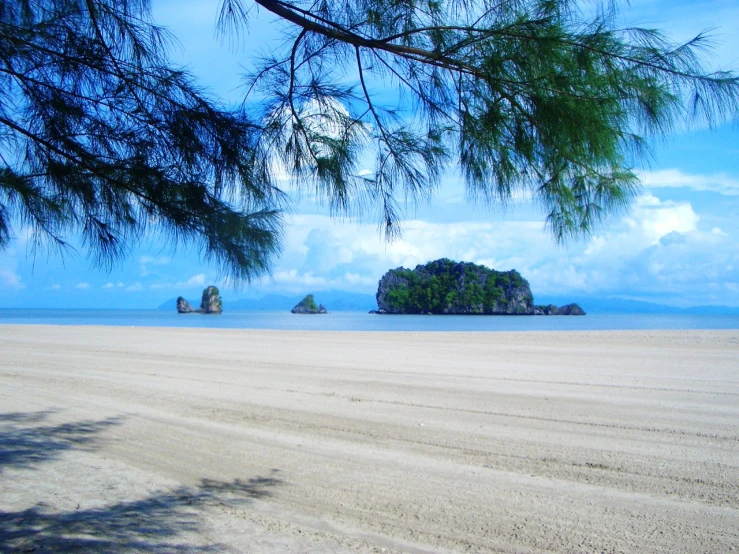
523 195 709 297
620 228 739 305
126 282 143 292
611 194 699 248
75 282 90 289
264 191 739 306
511 194 737 304
266 213 552 294
103 281 125 289
285 212 550 276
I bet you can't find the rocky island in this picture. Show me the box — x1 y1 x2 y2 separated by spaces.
291 294 328 314
177 286 223 314
373 259 584 315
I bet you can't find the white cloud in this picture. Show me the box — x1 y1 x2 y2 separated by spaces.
257 190 738 306
0 268 23 289
632 194 699 244
148 274 211 291
76 282 90 289
639 169 739 196
175 273 208 288
518 193 738 303
103 281 126 289
49 284 61 290
266 269 376 293
0 252 25 290
286 213 549 273
262 213 553 293
126 282 143 292
521 194 707 296
139 255 171 276
139 255 171 265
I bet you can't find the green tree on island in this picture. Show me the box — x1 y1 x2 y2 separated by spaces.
2 0 738 279
291 294 327 313
298 294 319 312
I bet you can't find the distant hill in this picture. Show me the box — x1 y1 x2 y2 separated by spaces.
157 297 178 310
157 290 377 312
535 296 739 315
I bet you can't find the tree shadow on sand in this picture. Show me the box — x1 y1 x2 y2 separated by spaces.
0 411 283 552
0 475 282 553
0 410 123 473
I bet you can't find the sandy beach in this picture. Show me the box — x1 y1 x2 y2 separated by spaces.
0 325 737 553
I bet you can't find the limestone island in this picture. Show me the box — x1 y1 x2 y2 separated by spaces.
291 294 328 314
371 259 584 315
177 286 223 314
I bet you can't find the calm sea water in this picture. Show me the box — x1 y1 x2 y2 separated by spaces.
0 309 737 331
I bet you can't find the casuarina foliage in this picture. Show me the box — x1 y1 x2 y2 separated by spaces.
2 0 738 279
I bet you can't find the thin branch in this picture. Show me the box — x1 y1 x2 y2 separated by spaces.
355 46 398 164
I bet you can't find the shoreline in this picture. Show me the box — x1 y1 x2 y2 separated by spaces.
1 310 739 334
1 325 738 552
3 322 739 339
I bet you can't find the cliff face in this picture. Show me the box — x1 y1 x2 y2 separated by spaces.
176 286 223 314
176 296 195 313
376 259 535 315
199 286 223 314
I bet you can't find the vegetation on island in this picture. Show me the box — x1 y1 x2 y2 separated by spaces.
378 259 534 315
291 294 327 314
3 0 739 280
299 294 319 312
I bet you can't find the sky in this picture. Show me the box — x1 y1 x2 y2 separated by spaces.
1 0 738 309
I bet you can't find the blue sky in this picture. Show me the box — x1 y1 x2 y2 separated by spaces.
1 0 738 309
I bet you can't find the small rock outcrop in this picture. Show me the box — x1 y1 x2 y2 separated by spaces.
176 296 195 313
291 294 328 314
199 286 223 314
533 303 586 315
176 286 223 314
559 303 586 315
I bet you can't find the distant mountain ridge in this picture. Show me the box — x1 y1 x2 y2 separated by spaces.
535 296 739 315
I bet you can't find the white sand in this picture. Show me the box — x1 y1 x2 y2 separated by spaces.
0 325 737 553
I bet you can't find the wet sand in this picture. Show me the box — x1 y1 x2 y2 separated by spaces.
1 325 737 552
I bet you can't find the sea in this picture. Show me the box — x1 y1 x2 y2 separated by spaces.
0 309 737 331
